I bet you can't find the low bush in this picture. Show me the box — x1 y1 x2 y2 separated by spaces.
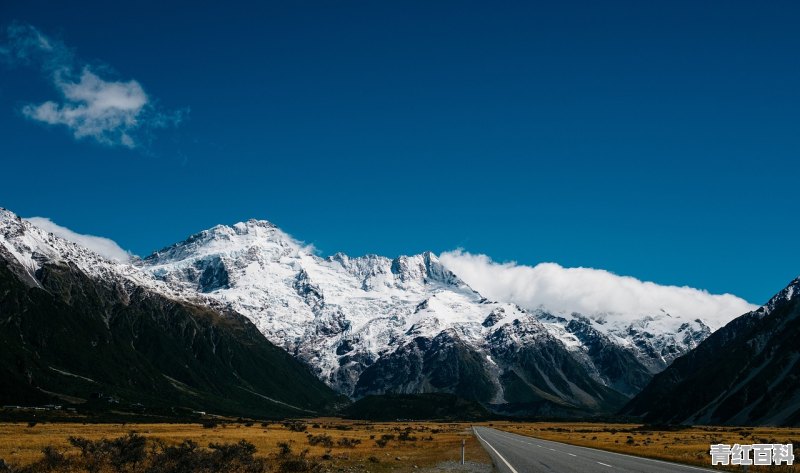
2 432 267 473
336 438 361 448
283 421 308 432
306 434 333 448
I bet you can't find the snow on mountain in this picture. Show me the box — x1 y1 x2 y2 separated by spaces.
532 308 714 373
5 208 757 413
136 217 751 410
0 208 340 415
438 250 757 371
623 275 800 426
0 209 175 298
141 219 525 396
755 276 799 318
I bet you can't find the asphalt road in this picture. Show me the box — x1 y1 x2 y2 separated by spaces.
473 427 719 473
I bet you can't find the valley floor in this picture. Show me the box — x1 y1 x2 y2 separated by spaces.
0 419 491 472
2 419 799 472
492 422 800 472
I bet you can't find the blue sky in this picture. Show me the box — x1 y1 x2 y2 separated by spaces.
0 0 798 304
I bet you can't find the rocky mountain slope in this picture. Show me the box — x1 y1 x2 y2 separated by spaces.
0 209 340 417
622 277 800 426
0 207 754 417
139 218 746 415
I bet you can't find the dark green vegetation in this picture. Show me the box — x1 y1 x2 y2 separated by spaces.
624 277 800 426
0 432 320 473
341 393 491 421
0 251 342 419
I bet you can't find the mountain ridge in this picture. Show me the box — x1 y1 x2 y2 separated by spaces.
1 208 759 417
0 209 341 417
133 216 749 415
623 276 800 426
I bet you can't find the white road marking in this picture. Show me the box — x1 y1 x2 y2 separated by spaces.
597 461 613 467
491 428 718 472
473 429 520 473
568 453 577 457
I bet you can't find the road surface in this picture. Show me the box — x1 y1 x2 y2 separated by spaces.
473 427 719 473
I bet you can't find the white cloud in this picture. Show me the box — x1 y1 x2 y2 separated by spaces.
25 217 132 262
22 69 150 147
1 23 181 148
439 250 757 326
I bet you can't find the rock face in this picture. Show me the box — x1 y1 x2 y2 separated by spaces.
137 218 743 415
0 206 751 417
0 209 340 417
623 277 800 426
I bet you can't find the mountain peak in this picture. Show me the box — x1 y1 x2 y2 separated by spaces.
759 276 800 317
0 208 23 227
390 252 464 287
145 219 303 264
233 218 278 232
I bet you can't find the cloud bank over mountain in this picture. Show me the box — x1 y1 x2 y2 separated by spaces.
439 250 757 326
25 217 131 262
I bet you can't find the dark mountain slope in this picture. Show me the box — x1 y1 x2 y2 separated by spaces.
622 277 800 426
341 393 491 421
0 249 341 418
353 318 631 417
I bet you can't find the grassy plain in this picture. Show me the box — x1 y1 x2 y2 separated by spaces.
0 419 491 472
493 422 800 472
3 420 800 472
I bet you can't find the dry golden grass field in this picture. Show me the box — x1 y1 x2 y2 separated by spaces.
0 419 491 472
493 422 800 472
3 420 800 472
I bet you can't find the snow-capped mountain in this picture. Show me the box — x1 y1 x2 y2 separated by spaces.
535 307 714 374
142 220 536 398
0 209 340 416
1 206 754 415
137 218 747 413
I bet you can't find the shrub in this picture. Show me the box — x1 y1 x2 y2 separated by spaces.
398 428 417 441
276 448 321 473
11 433 269 473
277 442 293 457
375 433 396 448
0 430 273 473
277 457 321 473
283 421 308 432
40 447 65 470
306 434 333 448
336 438 361 448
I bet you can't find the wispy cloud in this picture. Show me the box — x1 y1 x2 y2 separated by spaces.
1 23 182 148
439 250 758 327
25 217 132 262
